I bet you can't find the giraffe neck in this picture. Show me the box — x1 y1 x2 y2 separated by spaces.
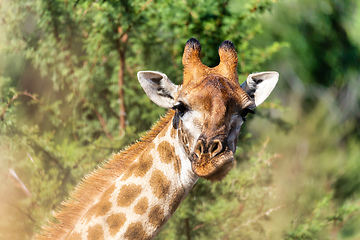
39 110 199 240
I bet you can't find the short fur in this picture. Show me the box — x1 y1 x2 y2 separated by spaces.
35 110 176 240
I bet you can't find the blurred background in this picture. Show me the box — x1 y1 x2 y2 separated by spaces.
1 0 360 239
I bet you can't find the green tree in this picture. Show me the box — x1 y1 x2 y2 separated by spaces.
251 0 360 239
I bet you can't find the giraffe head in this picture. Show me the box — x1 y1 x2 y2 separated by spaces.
138 38 278 182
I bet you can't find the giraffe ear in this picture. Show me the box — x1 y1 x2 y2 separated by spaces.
240 71 279 107
137 71 179 108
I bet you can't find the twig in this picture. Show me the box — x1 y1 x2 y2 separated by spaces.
193 223 205 231
9 168 32 198
117 26 127 135
0 91 38 121
139 0 154 12
27 152 34 163
240 205 284 228
258 137 270 159
94 108 114 140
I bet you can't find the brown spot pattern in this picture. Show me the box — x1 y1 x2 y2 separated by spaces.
84 184 115 221
106 212 126 236
134 197 149 215
124 222 147 240
133 154 153 177
87 224 105 240
148 205 165 227
150 169 171 199
169 188 185 215
158 141 175 164
120 153 153 181
117 184 142 207
85 200 111 220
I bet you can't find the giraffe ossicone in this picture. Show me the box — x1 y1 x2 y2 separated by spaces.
36 38 279 240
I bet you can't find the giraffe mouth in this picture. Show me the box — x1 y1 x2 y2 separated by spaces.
191 150 234 182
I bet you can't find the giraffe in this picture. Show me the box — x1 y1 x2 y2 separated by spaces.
36 38 279 240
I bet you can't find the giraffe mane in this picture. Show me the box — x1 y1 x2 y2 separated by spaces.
35 110 176 240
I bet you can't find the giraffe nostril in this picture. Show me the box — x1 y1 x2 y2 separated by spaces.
210 140 223 157
194 139 224 158
194 140 204 158
210 141 219 153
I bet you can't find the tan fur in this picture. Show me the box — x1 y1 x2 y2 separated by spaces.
83 185 113 221
182 39 239 88
67 232 81 240
87 224 104 240
35 110 176 240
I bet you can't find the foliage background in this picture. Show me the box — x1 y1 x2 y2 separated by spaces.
1 0 360 239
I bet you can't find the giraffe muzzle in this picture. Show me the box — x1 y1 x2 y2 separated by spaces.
191 138 234 182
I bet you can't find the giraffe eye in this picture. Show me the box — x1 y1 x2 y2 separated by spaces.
240 108 255 122
172 102 189 129
173 102 188 117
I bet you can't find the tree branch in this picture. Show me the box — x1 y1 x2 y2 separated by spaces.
117 27 128 136
1 91 38 121
240 205 283 228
